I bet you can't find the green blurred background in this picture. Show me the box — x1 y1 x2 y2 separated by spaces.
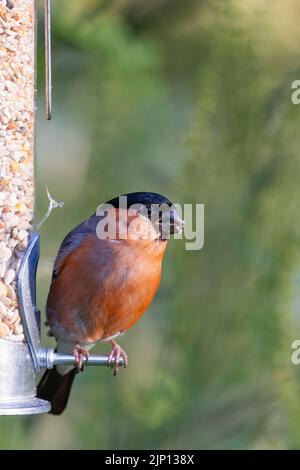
2 0 300 449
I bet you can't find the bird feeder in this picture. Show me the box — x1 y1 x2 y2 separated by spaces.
0 1 121 416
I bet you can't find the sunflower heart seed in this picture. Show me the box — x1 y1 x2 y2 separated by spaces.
6 283 16 300
4 268 15 284
0 245 12 262
0 321 10 337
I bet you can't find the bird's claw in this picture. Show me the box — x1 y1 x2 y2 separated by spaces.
73 345 89 372
107 342 128 376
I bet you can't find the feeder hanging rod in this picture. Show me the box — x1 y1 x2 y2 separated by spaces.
45 0 52 120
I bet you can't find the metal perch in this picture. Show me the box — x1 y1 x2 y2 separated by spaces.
40 350 124 369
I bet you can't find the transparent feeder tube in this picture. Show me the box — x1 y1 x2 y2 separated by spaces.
0 0 35 340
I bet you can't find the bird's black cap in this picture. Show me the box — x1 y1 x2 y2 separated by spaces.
106 192 173 211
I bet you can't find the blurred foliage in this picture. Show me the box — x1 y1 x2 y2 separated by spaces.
2 0 300 449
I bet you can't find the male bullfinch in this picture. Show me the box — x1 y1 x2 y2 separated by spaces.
37 192 183 415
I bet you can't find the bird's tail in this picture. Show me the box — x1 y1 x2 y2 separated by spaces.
37 367 77 415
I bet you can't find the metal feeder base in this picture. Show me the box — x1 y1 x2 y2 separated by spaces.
0 339 51 416
0 398 50 416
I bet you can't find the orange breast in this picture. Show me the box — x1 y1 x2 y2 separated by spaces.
46 235 167 344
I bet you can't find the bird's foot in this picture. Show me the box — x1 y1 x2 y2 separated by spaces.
73 344 89 372
108 341 128 376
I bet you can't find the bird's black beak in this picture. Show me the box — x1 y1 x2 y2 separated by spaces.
152 207 184 239
169 210 184 235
